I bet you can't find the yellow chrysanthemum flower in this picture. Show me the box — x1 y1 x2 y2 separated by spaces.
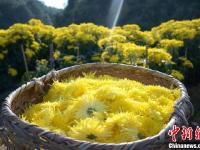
8 67 18 77
110 98 148 114
64 81 88 98
110 55 119 63
50 111 73 133
127 88 148 102
183 59 194 69
2 50 8 55
25 48 35 58
0 53 4 60
44 80 87 101
30 41 40 50
53 51 61 60
63 55 74 62
37 59 48 65
68 118 111 142
105 112 142 143
23 102 59 121
95 86 126 104
146 85 176 100
24 106 55 128
171 69 184 80
43 81 69 101
71 95 107 120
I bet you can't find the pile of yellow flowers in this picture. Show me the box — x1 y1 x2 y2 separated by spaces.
22 74 180 143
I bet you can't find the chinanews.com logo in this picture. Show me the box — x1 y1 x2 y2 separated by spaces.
168 125 200 149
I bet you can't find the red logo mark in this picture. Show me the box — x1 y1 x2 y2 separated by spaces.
168 125 180 142
181 126 193 141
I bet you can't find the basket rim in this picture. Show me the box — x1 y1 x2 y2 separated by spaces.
0 63 194 147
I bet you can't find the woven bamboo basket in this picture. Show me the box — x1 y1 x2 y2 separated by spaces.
0 63 194 150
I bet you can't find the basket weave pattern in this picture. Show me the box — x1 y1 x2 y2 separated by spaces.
0 63 194 150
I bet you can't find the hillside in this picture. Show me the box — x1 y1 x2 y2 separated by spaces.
0 0 60 29
56 0 200 29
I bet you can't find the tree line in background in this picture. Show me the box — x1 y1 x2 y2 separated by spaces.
0 0 200 30
0 0 60 29
0 19 200 94
57 0 200 29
